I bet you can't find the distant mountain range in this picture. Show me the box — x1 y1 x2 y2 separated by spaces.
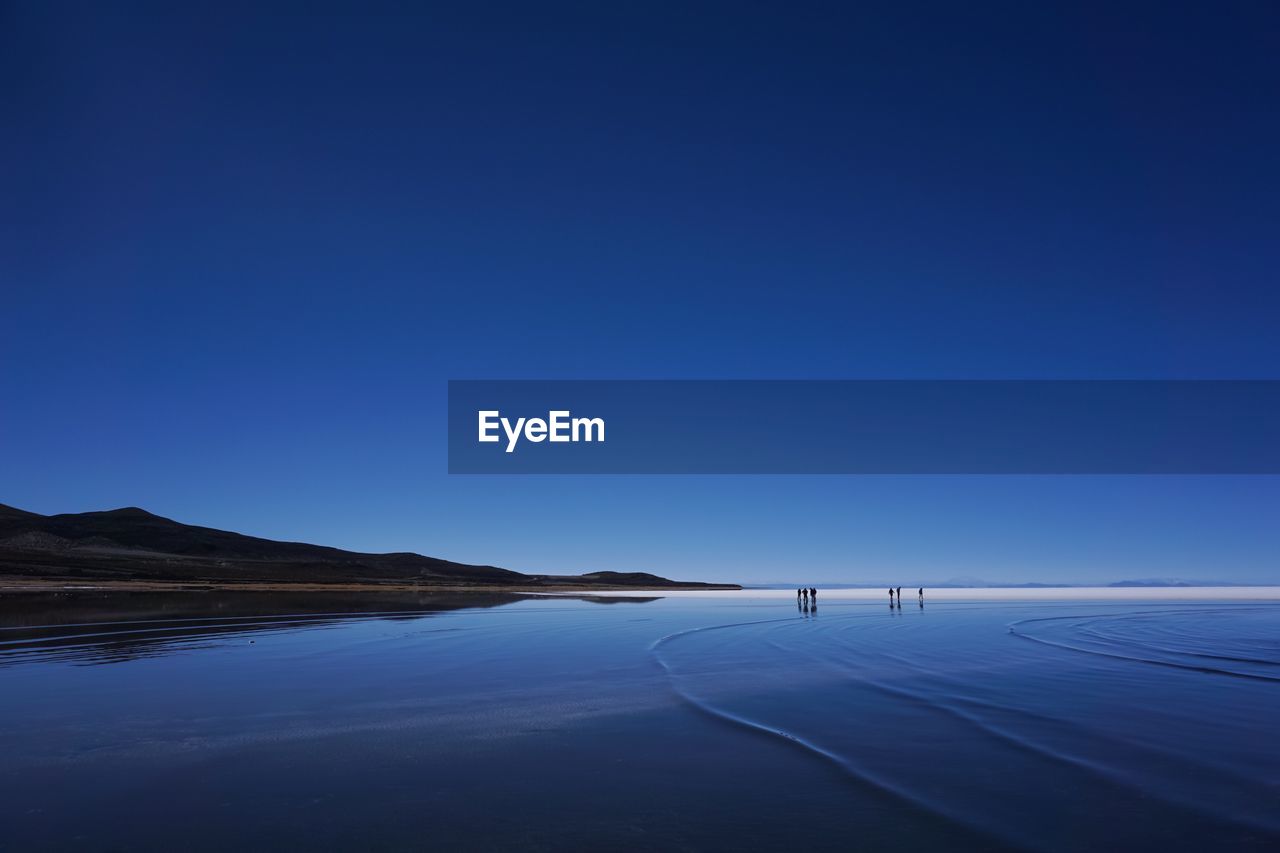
0 503 736 590
950 577 1255 588
933 576 1252 588
749 577 1256 589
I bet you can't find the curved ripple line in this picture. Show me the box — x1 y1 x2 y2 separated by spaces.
865 645 1276 797
650 616 1018 851
818 636 1280 835
1008 612 1280 682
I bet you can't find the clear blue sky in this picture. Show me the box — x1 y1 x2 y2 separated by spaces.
3 2 1278 583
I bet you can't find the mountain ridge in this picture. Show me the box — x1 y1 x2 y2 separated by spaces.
0 503 737 590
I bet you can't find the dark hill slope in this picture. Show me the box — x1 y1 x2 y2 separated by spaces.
0 504 736 589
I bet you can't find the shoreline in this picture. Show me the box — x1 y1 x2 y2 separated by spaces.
578 585 1280 601
5 578 1271 600
0 575 741 594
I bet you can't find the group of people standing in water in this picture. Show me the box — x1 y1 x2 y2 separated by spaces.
889 586 924 608
794 587 925 610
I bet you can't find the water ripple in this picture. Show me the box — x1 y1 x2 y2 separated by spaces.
652 603 1280 852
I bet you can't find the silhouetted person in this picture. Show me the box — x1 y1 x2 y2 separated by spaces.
797 588 803 603
809 587 817 603
888 587 895 604
918 587 924 601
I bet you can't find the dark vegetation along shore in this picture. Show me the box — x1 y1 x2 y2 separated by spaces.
0 503 739 591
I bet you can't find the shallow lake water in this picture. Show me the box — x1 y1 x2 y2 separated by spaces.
1 589 1277 851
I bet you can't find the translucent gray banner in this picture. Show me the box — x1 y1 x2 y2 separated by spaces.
448 380 1280 474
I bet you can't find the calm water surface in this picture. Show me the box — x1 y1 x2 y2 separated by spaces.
1 590 1277 851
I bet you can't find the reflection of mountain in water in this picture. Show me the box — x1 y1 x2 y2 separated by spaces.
0 590 659 667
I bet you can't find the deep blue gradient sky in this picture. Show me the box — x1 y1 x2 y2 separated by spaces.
3 2 1278 583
